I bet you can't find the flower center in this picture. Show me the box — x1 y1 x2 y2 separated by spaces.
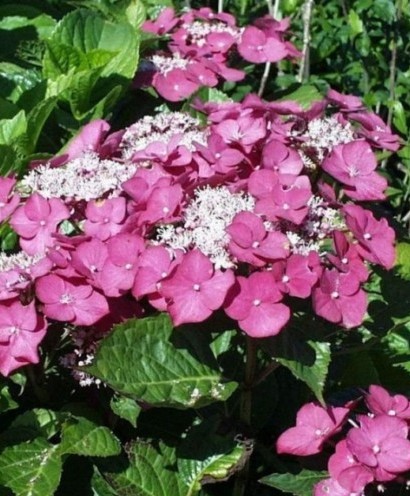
60 293 75 304
282 275 290 283
331 291 339 299
193 284 201 291
372 444 381 454
253 299 261 306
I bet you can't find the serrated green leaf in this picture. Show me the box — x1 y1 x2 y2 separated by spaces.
0 383 17 413
392 101 408 135
110 395 141 428
125 0 146 28
267 330 331 404
59 417 121 457
101 441 186 496
0 63 41 104
260 470 328 495
177 421 249 493
279 85 323 109
395 242 410 281
46 9 139 79
348 10 364 36
25 97 57 154
86 314 237 409
1 409 65 444
0 438 62 496
0 14 56 39
0 111 27 145
0 144 20 176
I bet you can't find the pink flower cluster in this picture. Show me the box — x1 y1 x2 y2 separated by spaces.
139 7 299 101
0 87 398 376
276 385 410 495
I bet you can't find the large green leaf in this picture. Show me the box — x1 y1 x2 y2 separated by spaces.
0 438 62 496
86 314 238 409
0 63 41 104
260 470 328 496
0 14 56 39
43 9 140 79
100 441 186 496
177 420 249 493
58 416 121 457
0 111 27 145
278 85 323 109
266 328 331 404
110 395 141 428
0 382 17 414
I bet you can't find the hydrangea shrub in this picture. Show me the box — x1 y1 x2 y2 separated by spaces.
0 2 408 496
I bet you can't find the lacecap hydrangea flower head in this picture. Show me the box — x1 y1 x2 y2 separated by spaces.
0 86 399 376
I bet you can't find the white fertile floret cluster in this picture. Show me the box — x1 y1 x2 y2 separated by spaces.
157 185 255 269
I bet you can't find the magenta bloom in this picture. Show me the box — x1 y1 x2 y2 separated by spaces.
328 440 374 493
312 268 367 328
0 300 47 376
98 234 144 297
366 385 410 420
255 174 312 225
0 177 20 223
85 197 126 241
36 274 109 326
153 68 199 102
227 211 289 267
346 415 410 481
272 254 318 298
70 239 109 288
343 204 396 269
327 231 369 283
277 402 350 456
314 478 364 496
132 245 180 311
160 249 234 326
224 272 290 337
10 193 70 255
142 7 179 35
261 140 303 175
322 141 387 201
238 26 288 63
215 115 266 152
327 89 364 111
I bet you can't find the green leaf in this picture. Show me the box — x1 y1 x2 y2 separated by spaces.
45 9 140 79
25 97 57 154
395 242 410 281
279 85 323 109
59 416 121 457
0 62 41 104
100 441 186 496
0 383 17 413
348 10 364 36
2 409 64 443
0 14 56 39
0 438 62 496
0 144 20 176
260 470 328 496
267 329 331 404
110 395 141 428
86 314 237 409
0 111 27 145
124 0 146 28
392 101 408 135
177 420 249 493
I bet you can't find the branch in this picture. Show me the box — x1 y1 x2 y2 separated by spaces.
297 0 315 83
258 62 272 98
